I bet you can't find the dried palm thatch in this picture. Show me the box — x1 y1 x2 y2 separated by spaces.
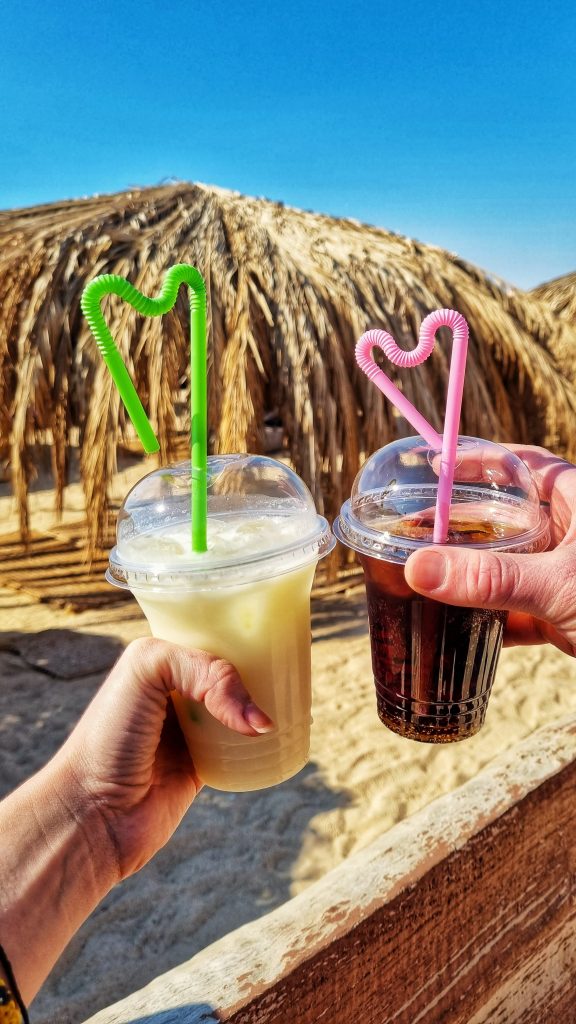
2 182 576 569
531 271 576 326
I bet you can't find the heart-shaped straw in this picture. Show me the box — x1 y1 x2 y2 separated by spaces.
81 264 208 552
355 309 469 543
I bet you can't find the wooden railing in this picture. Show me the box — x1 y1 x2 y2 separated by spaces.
84 713 576 1024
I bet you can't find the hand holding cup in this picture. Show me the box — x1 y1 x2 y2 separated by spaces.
406 444 576 658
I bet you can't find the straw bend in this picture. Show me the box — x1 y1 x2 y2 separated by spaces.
355 328 443 449
420 307 469 350
81 263 206 345
80 264 207 454
81 263 208 551
355 308 470 543
357 327 436 370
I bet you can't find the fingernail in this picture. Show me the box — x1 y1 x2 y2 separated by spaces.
410 550 447 591
243 702 275 734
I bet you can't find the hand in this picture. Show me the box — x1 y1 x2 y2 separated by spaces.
55 638 273 881
405 445 576 657
0 639 273 1002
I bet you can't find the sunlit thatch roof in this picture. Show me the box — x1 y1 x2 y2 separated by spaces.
531 271 576 325
2 181 576 559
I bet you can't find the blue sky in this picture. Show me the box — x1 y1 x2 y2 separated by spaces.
1 0 574 288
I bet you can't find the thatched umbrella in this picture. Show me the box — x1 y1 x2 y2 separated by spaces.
2 182 576 565
531 271 576 325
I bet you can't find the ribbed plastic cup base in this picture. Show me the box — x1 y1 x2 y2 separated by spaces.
375 685 490 744
187 724 310 792
199 754 309 792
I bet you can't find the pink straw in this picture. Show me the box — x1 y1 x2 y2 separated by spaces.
355 309 469 544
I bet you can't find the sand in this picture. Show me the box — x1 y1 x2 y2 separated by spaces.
3 476 576 1023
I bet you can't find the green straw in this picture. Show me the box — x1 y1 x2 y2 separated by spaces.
81 264 208 552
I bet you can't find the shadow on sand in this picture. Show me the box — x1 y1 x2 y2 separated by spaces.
0 628 125 796
106 1009 220 1023
312 589 368 642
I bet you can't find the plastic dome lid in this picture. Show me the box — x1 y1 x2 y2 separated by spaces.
108 454 335 588
334 435 549 562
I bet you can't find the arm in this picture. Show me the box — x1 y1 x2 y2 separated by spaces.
0 754 113 1007
0 639 272 1004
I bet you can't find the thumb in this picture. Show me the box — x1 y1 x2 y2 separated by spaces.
405 546 567 624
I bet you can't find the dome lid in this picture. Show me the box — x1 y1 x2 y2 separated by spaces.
108 454 335 588
334 435 549 562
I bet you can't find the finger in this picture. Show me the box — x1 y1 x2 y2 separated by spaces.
429 443 521 487
503 444 576 504
503 611 545 647
123 638 274 737
429 442 576 510
405 546 576 634
502 611 573 654
195 658 275 736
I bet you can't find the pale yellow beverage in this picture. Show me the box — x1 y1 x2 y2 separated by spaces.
107 455 334 792
132 554 315 791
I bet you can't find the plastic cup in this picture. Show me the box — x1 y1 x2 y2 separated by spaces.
334 436 550 743
107 454 335 790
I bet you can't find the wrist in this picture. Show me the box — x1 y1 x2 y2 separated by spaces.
41 748 121 894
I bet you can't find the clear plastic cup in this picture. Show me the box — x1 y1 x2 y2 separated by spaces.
334 436 550 743
107 455 335 790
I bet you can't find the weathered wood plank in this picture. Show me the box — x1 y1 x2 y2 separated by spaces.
467 913 576 1023
82 713 576 1024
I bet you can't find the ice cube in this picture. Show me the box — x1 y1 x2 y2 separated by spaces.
126 534 187 558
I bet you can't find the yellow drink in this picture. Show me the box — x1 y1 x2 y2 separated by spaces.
107 455 335 792
133 560 316 791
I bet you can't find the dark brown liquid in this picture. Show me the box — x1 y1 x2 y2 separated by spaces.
361 518 509 743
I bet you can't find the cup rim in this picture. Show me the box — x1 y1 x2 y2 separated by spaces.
333 493 550 563
108 515 335 590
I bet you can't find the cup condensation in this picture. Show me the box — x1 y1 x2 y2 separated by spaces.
334 436 550 743
107 455 335 790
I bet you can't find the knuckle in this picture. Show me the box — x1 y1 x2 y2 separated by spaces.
122 637 172 696
128 636 157 657
203 658 243 725
551 554 576 620
562 550 576 587
465 552 518 606
126 636 174 672
125 636 161 664
205 657 241 698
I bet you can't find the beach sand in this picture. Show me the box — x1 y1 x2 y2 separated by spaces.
3 476 576 1023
